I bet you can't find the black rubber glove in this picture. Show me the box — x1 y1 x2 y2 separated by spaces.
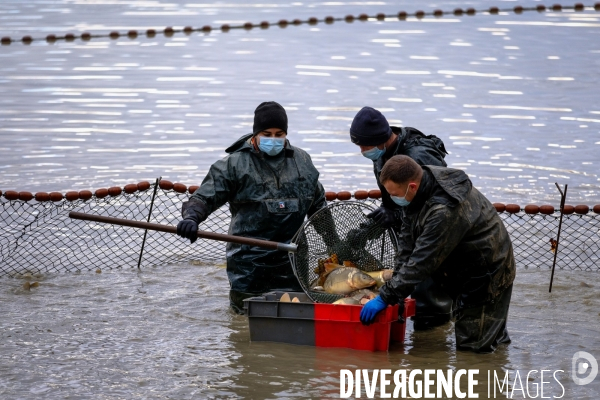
366 206 396 229
177 218 199 244
346 228 368 249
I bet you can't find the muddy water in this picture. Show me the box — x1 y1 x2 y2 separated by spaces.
1 266 599 398
1 1 600 399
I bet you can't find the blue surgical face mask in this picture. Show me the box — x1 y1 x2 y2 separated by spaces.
391 184 412 207
391 195 410 207
361 145 386 161
258 137 285 156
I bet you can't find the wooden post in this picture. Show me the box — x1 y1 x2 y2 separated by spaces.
549 182 567 293
137 177 161 269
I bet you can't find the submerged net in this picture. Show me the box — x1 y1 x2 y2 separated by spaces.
1 180 600 278
289 201 398 303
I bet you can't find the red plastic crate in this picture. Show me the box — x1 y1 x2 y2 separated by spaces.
314 303 400 351
245 294 416 352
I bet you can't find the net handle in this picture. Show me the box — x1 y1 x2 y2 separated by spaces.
69 211 297 252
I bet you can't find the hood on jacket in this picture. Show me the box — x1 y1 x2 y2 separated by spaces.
225 133 255 154
425 165 472 205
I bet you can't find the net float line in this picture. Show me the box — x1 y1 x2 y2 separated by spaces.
2 184 600 214
1 179 600 275
1 3 598 46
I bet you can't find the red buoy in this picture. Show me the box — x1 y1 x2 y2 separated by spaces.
539 205 555 215
49 192 63 202
35 192 50 202
108 186 122 197
325 192 337 201
95 188 109 199
505 204 521 214
524 205 539 214
562 205 574 214
137 181 151 191
159 180 174 190
173 183 187 193
368 189 382 199
124 184 138 194
354 190 368 200
79 190 93 201
65 191 79 201
19 192 33 202
337 191 352 201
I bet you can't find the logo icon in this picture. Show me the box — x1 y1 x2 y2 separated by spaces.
279 201 285 209
572 351 598 385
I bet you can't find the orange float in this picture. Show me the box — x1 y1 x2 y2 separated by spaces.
159 180 174 191
65 191 79 201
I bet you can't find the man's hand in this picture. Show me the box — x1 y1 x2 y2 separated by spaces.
366 206 396 229
382 269 393 282
176 219 199 244
345 228 368 249
360 296 388 325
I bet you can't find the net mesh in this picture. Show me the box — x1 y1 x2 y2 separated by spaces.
289 201 398 303
1 180 600 278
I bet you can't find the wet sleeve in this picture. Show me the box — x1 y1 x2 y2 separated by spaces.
379 205 469 304
186 158 236 218
374 163 395 210
307 182 341 247
307 181 327 218
394 223 413 269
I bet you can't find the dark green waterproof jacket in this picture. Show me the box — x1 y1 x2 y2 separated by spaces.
374 127 447 226
379 166 516 307
183 133 327 294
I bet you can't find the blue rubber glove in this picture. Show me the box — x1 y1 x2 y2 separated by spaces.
360 296 388 325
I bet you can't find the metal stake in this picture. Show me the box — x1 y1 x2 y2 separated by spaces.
137 177 161 269
549 182 567 293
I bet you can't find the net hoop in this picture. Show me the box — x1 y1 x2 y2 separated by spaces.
289 201 398 303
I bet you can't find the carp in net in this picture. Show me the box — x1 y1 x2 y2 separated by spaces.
289 201 398 303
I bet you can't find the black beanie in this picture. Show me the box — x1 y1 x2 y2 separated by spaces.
349 106 392 146
253 101 288 135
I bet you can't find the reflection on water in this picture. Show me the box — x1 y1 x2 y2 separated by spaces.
1 1 599 203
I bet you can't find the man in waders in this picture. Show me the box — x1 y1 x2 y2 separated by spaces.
176 101 339 313
360 155 516 353
348 106 453 330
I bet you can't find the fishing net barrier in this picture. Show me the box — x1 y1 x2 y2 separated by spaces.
1 3 599 46
1 180 600 277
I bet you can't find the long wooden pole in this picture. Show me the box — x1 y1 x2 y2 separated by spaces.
69 211 297 253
